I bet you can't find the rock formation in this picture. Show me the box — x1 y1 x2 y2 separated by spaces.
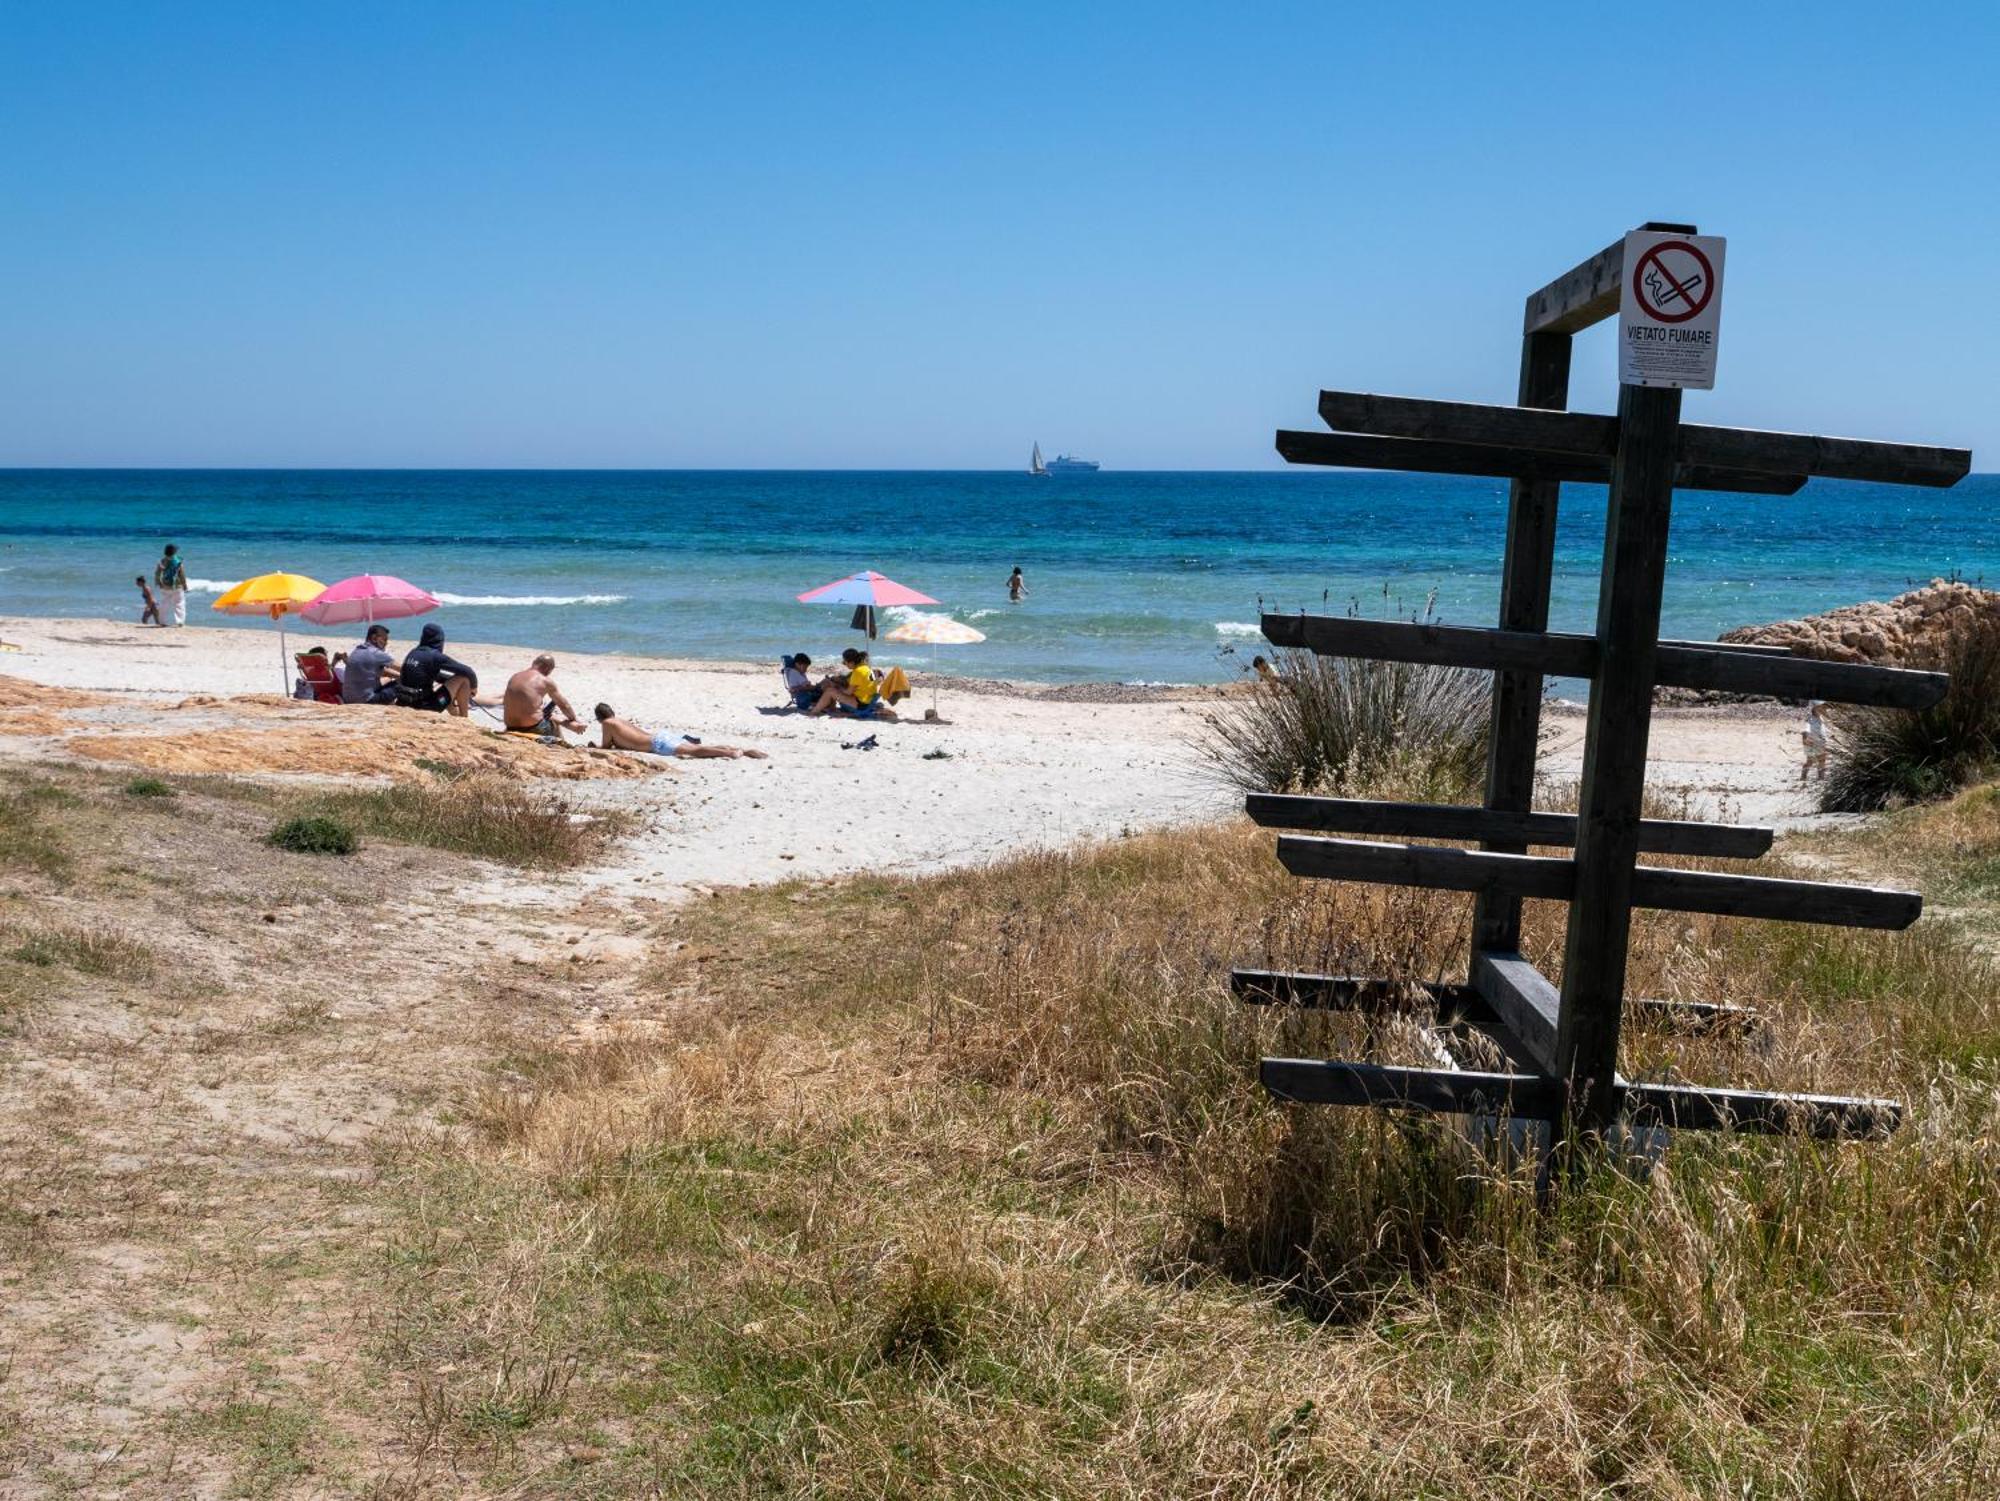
1721 579 2000 667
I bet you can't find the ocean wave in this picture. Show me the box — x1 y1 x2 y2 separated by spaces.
1214 621 1262 637
432 592 628 607
182 579 625 608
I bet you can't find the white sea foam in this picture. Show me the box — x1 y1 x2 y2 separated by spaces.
184 579 623 608
432 592 627 607
1214 621 1262 637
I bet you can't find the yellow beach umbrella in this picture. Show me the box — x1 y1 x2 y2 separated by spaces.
211 572 328 693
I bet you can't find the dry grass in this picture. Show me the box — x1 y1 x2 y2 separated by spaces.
272 772 639 870
372 803 2000 1495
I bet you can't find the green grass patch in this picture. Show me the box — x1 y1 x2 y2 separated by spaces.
123 775 177 799
267 815 358 856
7 921 157 980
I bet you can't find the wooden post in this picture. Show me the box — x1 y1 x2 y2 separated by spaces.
1555 382 1684 1132
1472 330 1571 955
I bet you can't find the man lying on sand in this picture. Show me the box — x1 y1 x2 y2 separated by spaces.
503 653 586 739
593 703 767 759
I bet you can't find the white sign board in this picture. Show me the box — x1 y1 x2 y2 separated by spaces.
1618 229 1725 389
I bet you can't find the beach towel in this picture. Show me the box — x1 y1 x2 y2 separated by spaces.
880 666 910 703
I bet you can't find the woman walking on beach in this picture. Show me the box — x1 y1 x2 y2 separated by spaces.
153 544 188 627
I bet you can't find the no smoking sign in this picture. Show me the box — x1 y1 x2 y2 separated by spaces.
1619 229 1726 389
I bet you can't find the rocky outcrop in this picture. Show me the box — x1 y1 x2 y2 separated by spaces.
1721 579 2000 667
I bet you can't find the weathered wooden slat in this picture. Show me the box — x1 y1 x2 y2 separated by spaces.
1473 327 1573 958
1275 835 1921 929
1260 613 1947 710
1261 613 1598 675
1470 951 1561 1074
1260 1058 1564 1117
1680 424 1971 488
1318 390 1615 456
1229 969 1461 1011
1277 835 1574 899
1649 643 1948 709
1276 430 1806 496
1262 1057 1899 1137
1631 866 1921 929
1246 792 1774 859
1620 1081 1901 1138
1313 390 1972 489
1523 236 1628 335
1625 996 1763 1035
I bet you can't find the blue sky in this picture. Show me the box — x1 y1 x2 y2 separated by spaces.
3 1 1995 469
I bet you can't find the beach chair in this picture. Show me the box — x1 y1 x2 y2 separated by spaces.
294 652 343 705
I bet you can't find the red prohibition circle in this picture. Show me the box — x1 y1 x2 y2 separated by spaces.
1631 241 1714 324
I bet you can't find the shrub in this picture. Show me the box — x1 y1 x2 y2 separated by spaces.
124 776 176 799
1822 612 2000 812
268 814 359 856
1193 643 1489 797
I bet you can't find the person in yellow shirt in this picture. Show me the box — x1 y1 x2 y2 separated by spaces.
806 647 899 721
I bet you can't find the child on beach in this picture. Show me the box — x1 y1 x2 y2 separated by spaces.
135 575 161 626
1800 700 1830 783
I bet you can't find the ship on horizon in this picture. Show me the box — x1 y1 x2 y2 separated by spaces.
1030 442 1099 475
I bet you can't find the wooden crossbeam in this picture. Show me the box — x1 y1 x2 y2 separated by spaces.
1262 1058 1563 1116
1275 835 1922 929
1314 391 1972 488
1260 1057 1899 1137
1237 964 1759 1040
1260 613 1949 710
1245 792 1774 859
1522 234 1636 335
1229 969 1460 1010
1276 430 1807 496
1471 951 1560 1073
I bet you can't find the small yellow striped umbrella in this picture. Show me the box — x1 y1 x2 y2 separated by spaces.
211 572 328 693
883 613 985 714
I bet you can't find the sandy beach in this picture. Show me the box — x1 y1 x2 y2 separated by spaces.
0 615 1824 901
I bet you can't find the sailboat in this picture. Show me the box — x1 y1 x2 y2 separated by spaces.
1030 441 1049 477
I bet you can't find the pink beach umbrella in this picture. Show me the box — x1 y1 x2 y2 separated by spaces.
298 574 441 628
795 570 939 608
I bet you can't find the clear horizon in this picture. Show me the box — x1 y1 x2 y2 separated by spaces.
4 2 1995 469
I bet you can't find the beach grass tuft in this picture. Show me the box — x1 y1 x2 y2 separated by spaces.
1193 643 1488 796
1823 611 2000 811
123 775 177 798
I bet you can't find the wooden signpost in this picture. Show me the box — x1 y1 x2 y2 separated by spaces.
1244 222 1972 1147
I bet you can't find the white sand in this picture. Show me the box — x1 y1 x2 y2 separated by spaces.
0 616 1827 898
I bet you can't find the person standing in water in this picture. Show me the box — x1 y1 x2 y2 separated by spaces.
1007 566 1027 603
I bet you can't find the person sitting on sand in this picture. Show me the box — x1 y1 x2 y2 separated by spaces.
842 649 897 721
782 652 817 712
593 703 767 759
342 624 400 705
396 622 478 716
504 653 586 740
136 575 161 626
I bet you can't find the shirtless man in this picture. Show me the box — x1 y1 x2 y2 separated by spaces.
503 654 586 739
593 703 767 759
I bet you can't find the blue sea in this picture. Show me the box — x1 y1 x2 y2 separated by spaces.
1 470 1995 685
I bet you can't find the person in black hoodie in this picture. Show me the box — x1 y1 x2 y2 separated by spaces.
397 622 478 717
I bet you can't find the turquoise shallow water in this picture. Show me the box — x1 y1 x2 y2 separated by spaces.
1 469 1995 684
